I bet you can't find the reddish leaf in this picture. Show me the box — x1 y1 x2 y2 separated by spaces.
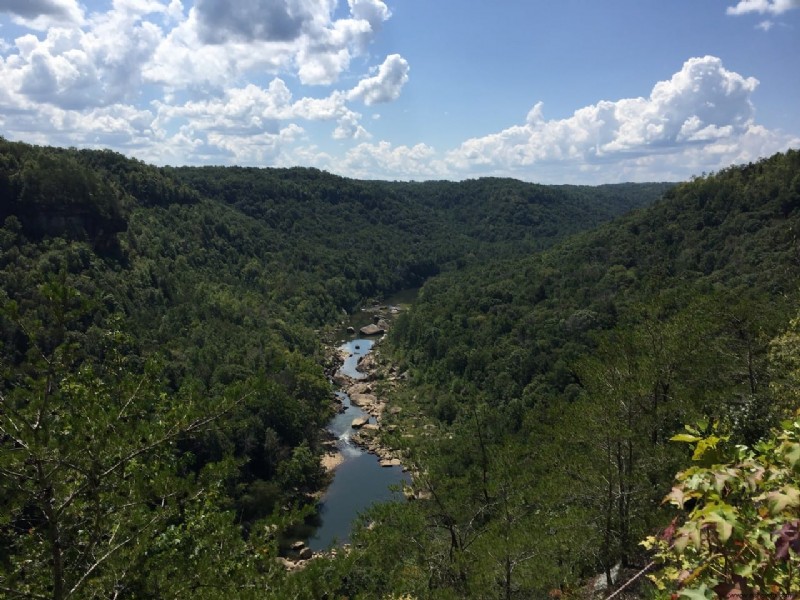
774 520 800 561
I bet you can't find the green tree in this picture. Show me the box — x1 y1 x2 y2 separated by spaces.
0 311 243 598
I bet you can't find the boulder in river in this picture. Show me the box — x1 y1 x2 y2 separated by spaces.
350 393 378 408
359 323 384 336
351 416 369 428
347 382 372 395
346 326 355 334
298 547 313 560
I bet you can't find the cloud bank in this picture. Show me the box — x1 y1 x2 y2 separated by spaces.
0 0 796 184
443 56 797 182
341 56 797 182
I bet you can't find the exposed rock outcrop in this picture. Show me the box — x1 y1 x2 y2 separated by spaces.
351 416 369 428
359 323 384 336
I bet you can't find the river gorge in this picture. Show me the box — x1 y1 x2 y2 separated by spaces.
306 296 415 551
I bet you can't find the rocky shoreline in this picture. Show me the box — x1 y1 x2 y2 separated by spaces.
281 302 417 571
324 301 409 471
331 347 408 469
276 305 406 572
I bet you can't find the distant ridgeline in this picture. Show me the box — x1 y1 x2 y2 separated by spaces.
392 149 800 407
2 133 798 598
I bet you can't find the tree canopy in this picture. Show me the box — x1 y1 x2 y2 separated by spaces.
2 135 800 598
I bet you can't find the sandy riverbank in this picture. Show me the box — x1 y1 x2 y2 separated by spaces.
321 450 345 471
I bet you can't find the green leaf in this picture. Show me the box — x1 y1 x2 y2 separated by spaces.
766 487 800 515
734 562 754 578
680 583 713 599
704 512 734 543
692 435 728 463
672 433 702 443
781 442 800 467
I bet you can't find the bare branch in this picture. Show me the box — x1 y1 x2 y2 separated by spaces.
66 513 164 599
116 375 146 422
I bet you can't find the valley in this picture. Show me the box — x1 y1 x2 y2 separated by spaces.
1 137 799 598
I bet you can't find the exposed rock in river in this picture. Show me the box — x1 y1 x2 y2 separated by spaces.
350 393 378 408
351 416 369 429
359 323 384 336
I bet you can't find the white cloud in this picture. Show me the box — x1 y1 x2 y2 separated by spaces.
333 111 370 140
727 0 800 15
757 19 776 29
339 141 446 179
348 0 390 30
0 5 163 110
0 99 159 151
347 54 409 105
0 0 409 170
145 0 392 89
154 80 366 136
0 0 793 187
204 123 305 164
0 0 85 30
165 0 183 22
445 56 781 180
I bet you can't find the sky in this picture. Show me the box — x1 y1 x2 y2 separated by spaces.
0 0 799 184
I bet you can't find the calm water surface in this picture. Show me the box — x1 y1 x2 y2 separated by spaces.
307 337 409 551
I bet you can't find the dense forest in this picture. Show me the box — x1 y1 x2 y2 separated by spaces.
1 135 799 599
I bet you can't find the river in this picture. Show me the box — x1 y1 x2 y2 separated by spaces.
306 300 414 551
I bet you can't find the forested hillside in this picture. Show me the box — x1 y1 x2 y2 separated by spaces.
0 137 668 599
3 136 799 598
345 149 800 598
167 166 669 312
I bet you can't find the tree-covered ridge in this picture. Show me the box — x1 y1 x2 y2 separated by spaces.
0 146 325 598
0 136 670 598
168 165 671 310
0 139 199 245
3 134 799 598
392 149 800 406
359 149 800 598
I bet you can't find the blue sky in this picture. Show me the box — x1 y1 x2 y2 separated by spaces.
0 0 798 183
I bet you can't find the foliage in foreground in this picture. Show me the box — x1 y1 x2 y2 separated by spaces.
644 414 800 599
644 314 800 599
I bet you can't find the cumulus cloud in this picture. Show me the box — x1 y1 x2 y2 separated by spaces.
146 0 391 88
0 99 160 152
194 0 318 44
1 6 163 110
446 56 775 177
348 0 390 30
154 80 365 135
347 54 409 105
0 0 410 170
340 141 446 179
1 0 792 186
0 0 85 29
727 0 800 15
333 111 370 140
138 78 371 164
